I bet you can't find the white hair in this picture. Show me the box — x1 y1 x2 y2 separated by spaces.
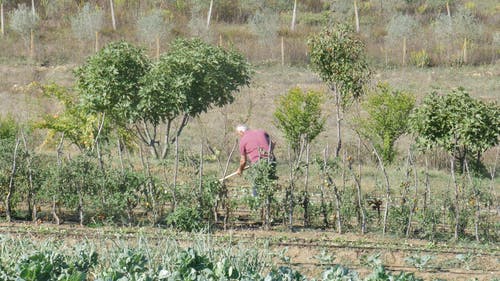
236 124 249 133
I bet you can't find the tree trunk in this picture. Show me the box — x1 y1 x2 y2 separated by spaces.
333 85 342 158
51 196 60 225
21 131 35 221
348 156 366 234
464 159 480 242
6 136 20 223
446 1 451 18
206 0 213 29
161 119 172 158
287 146 295 228
450 156 460 239
31 0 35 16
219 140 237 228
354 0 360 33
78 188 84 226
406 150 418 237
424 155 430 212
198 142 204 213
140 145 158 225
1 3 4 37
291 0 297 31
303 142 310 227
371 144 390 235
109 0 116 30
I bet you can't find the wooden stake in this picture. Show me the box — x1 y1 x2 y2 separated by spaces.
354 0 360 33
281 36 285 67
402 37 407 66
95 31 99 53
463 37 467 64
156 35 160 60
30 29 35 59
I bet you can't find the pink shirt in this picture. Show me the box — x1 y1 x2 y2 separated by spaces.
239 130 272 163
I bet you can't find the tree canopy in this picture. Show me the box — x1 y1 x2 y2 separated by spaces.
308 23 371 105
74 41 150 124
410 88 499 170
274 87 325 153
138 37 252 126
358 83 415 163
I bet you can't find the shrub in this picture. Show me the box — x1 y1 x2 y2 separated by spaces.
136 9 171 44
70 3 103 42
165 205 203 232
9 3 39 45
409 49 432 67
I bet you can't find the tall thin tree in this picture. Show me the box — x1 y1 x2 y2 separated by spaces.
206 0 213 28
109 0 116 30
1 1 4 37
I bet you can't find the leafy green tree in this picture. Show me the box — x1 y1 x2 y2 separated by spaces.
308 23 371 157
75 41 151 124
274 87 326 227
410 88 499 172
274 87 326 154
38 83 103 151
358 83 415 163
138 37 251 158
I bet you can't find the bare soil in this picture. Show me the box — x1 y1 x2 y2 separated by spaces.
1 222 499 280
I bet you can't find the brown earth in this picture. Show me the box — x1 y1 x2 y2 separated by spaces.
1 222 499 280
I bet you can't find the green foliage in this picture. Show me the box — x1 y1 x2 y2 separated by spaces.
409 50 431 67
37 83 102 150
70 3 103 42
358 83 415 163
165 205 203 232
246 160 278 208
0 239 97 281
265 266 306 281
308 23 371 105
75 41 151 123
96 168 146 224
0 115 17 141
138 37 251 125
404 254 433 271
41 154 100 213
274 87 326 153
409 88 500 170
321 265 360 280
